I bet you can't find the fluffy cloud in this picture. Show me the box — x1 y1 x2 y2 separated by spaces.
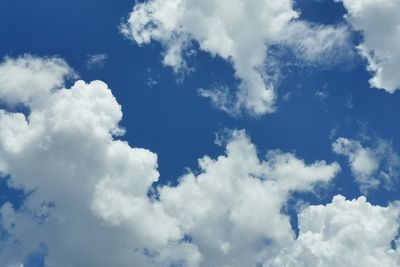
0 55 75 107
160 130 340 266
267 195 400 267
1 55 398 267
0 55 190 267
0 55 346 266
333 136 400 193
337 0 400 92
122 0 351 116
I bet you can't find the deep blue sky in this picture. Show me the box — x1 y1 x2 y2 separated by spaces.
1 1 400 260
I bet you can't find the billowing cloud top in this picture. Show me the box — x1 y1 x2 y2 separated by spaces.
268 195 400 267
0 55 399 267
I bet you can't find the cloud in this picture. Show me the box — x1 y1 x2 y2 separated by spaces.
86 54 108 70
332 136 400 193
277 21 354 67
121 0 351 116
0 55 346 266
0 55 188 267
267 195 400 267
337 0 400 93
0 55 76 107
159 130 340 266
1 55 398 267
315 83 329 101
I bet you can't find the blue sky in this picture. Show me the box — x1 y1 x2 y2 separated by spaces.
1 0 400 266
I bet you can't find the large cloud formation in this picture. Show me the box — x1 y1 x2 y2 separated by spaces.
122 0 351 116
0 55 187 266
337 0 400 93
159 130 340 266
0 55 399 267
268 195 400 267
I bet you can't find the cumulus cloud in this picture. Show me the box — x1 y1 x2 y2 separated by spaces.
0 55 76 107
0 55 347 266
121 0 351 116
0 55 190 267
1 55 399 267
159 130 340 266
267 195 400 267
337 0 400 92
333 136 400 193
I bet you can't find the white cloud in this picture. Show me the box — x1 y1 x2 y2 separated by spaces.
333 136 400 193
0 55 190 267
86 54 108 70
277 21 353 66
0 55 76 107
337 0 400 93
122 0 351 116
267 195 400 267
1 55 399 267
0 75 188 263
0 55 344 267
159 130 340 266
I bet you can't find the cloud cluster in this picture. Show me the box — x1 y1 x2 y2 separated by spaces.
268 195 400 267
0 55 182 266
0 55 399 267
337 0 400 92
122 0 351 116
160 130 340 266
333 136 400 193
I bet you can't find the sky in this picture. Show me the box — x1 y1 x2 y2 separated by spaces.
0 0 400 266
